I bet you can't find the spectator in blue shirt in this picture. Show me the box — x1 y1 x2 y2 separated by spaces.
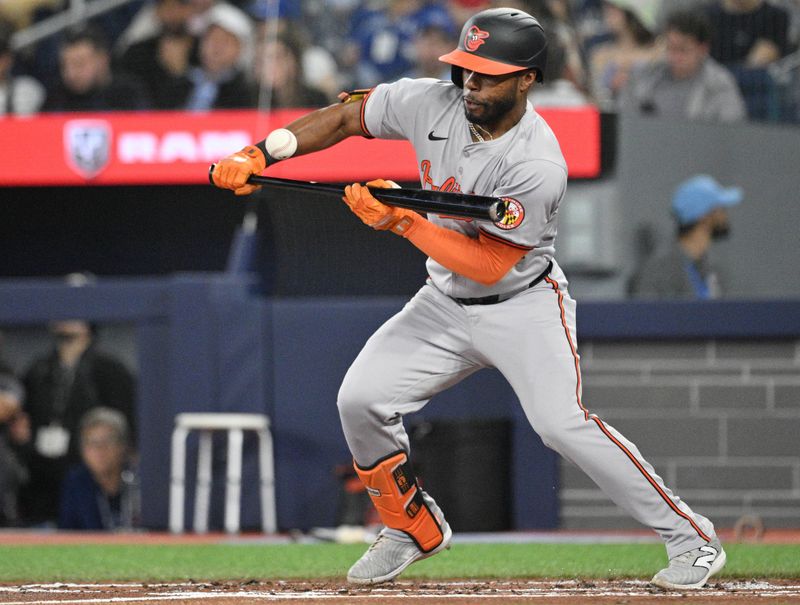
344 0 456 86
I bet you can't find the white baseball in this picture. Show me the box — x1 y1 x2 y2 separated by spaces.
265 128 298 160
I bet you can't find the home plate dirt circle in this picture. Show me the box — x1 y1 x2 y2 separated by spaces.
2 580 800 604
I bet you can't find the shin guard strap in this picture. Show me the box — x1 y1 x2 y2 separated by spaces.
355 451 444 553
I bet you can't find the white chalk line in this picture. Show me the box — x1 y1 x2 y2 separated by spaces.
1 581 800 604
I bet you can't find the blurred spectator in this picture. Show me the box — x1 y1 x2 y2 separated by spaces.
187 0 249 36
402 24 455 80
529 0 590 92
117 0 199 109
116 0 197 53
447 0 491 30
656 0 716 27
531 32 592 106
302 0 361 62
629 175 743 299
183 2 254 110
0 18 46 115
16 320 136 526
0 0 60 30
343 0 456 87
708 0 791 67
588 0 661 109
251 31 329 108
23 0 145 84
59 407 139 530
117 0 237 52
0 361 27 527
775 0 800 44
246 4 341 102
43 24 151 111
707 0 793 120
574 0 611 51
620 10 747 122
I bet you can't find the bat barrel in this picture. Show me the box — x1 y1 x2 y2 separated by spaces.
208 164 506 222
370 189 501 221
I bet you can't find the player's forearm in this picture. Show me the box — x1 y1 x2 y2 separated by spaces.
289 104 357 154
212 98 366 195
255 102 364 161
403 218 526 286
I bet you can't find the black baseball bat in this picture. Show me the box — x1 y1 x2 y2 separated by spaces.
208 165 507 222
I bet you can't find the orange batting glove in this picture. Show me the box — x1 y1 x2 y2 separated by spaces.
342 180 418 235
211 145 267 196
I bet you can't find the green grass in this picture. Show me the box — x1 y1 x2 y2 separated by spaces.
0 543 798 583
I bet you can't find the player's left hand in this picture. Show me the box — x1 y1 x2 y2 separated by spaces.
342 180 417 235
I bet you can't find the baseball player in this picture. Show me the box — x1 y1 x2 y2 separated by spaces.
212 8 726 590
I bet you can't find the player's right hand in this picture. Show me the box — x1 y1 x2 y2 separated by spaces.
342 181 418 236
211 145 266 196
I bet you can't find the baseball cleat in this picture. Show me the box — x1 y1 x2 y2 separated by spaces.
651 538 726 590
346 523 452 585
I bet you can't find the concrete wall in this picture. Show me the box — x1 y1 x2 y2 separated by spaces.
558 115 800 300
0 277 560 532
5 280 798 532
561 338 800 530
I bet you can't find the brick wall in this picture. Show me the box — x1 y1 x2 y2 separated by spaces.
560 340 800 530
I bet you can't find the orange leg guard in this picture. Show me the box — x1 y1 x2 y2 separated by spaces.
354 451 446 553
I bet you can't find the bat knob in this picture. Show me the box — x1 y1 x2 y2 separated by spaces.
488 199 508 223
208 164 216 185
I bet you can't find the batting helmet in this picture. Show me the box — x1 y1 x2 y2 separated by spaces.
439 8 548 87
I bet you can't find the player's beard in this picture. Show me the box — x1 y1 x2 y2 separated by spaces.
464 90 516 128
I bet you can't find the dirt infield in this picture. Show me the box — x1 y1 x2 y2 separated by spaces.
2 580 800 605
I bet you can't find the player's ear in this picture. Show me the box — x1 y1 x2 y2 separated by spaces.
518 69 537 93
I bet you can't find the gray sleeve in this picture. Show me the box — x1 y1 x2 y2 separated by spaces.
710 74 747 123
481 159 567 249
363 78 435 140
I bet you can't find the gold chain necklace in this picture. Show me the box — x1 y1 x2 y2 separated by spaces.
468 122 493 142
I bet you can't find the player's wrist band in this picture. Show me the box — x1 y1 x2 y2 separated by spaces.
254 140 278 166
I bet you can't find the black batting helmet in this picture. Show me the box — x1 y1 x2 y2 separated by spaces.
439 7 548 87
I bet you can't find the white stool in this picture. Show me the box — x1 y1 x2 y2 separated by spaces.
169 412 276 534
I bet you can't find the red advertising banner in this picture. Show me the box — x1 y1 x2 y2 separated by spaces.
0 107 600 187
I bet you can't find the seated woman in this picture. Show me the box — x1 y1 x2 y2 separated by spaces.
588 0 661 110
58 407 138 530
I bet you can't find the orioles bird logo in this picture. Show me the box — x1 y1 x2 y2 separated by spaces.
464 25 490 52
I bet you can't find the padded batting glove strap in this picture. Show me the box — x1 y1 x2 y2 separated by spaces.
354 451 446 553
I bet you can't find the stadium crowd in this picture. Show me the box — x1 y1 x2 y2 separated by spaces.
1 318 137 530
0 0 799 122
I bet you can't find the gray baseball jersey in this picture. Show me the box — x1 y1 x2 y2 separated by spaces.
339 77 717 560
363 77 567 299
